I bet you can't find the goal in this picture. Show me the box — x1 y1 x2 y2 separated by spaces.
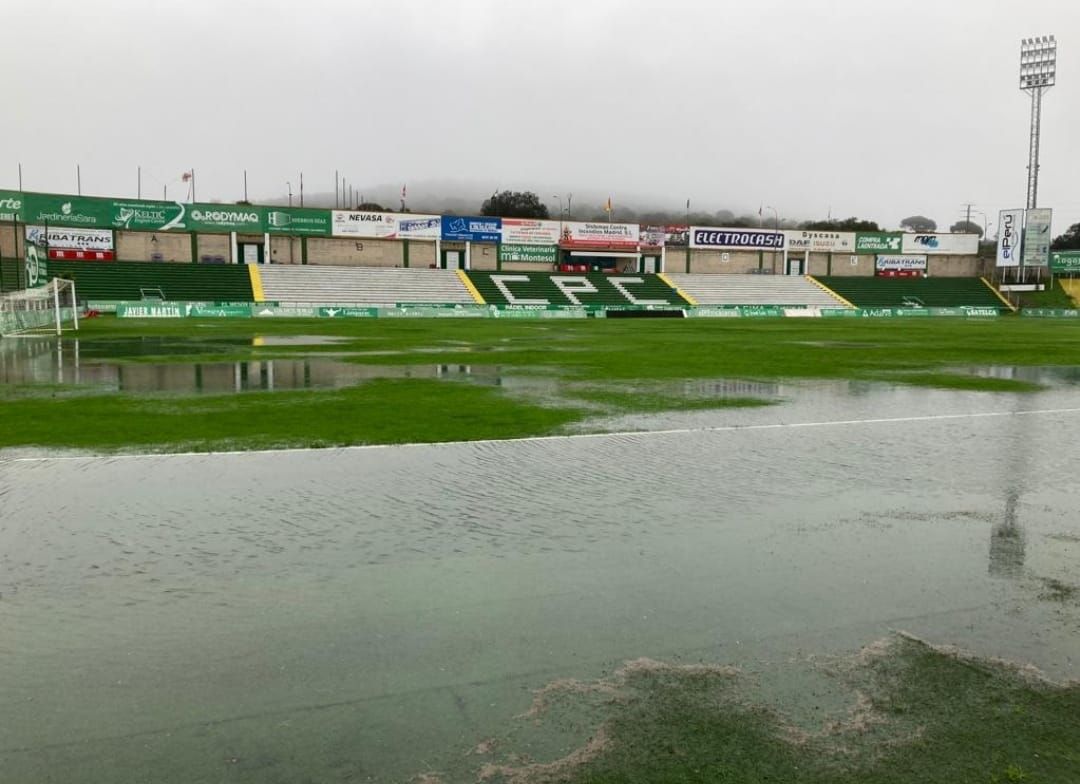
0 278 80 336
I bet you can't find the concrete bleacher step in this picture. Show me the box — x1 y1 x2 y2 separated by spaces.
665 274 847 307
259 266 476 305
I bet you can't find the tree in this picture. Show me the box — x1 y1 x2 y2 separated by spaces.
900 215 937 232
480 191 549 219
949 220 983 237
1051 223 1080 251
801 217 881 232
357 202 387 212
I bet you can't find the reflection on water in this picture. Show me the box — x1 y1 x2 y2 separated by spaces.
2 389 1080 782
0 338 503 393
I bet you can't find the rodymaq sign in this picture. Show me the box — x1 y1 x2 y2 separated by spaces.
690 228 785 250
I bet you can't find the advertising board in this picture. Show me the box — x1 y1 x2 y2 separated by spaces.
689 227 784 250
901 233 980 255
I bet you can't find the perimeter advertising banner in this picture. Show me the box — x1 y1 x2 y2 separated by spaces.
640 226 666 248
1050 251 1080 273
854 232 903 254
498 244 558 263
690 227 784 250
784 230 856 253
875 254 927 272
0 189 24 222
111 199 188 232
332 211 441 240
901 233 980 255
26 225 114 260
559 221 639 250
24 243 48 287
664 225 689 246
996 209 1024 268
187 204 265 233
441 216 501 243
1022 208 1052 267
23 193 112 227
500 218 561 245
266 207 332 236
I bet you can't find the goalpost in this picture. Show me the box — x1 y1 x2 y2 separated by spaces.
0 278 80 337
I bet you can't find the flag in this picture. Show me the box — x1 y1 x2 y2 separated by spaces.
758 203 763 217
686 199 690 210
605 197 612 213
401 184 407 200
181 171 192 182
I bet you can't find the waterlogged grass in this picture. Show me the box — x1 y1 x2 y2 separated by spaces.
890 372 1046 392
568 387 774 413
454 635 1080 784
0 379 585 452
68 316 1080 383
4 316 1080 451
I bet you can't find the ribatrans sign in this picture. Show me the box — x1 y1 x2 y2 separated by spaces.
996 209 1023 268
875 254 927 271
1022 208 1052 267
690 227 783 250
26 225 114 252
0 189 23 222
855 232 903 253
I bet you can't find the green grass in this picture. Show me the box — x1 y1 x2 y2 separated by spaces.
889 372 1045 392
4 316 1080 452
1017 282 1078 309
464 635 1080 784
0 378 584 452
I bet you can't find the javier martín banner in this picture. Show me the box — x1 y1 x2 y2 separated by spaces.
690 227 784 250
996 209 1024 268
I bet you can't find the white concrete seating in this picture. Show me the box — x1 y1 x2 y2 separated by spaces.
665 274 848 307
259 265 475 306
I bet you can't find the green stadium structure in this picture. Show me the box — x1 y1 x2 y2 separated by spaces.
813 276 1010 310
44 261 255 303
468 271 686 308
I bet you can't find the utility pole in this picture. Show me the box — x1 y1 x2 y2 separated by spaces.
299 172 304 207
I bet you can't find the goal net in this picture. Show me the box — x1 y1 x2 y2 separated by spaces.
0 278 80 336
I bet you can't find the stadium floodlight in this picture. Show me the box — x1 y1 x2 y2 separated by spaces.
1019 35 1056 209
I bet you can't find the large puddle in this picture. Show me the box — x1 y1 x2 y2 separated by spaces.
2 334 1080 781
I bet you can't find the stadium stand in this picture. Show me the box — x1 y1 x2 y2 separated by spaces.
45 260 255 302
665 274 848 307
813 276 1009 309
259 266 477 305
467 271 683 307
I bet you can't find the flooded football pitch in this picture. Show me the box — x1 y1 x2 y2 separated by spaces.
2 335 1080 782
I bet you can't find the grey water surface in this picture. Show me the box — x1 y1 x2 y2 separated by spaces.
2 348 1080 782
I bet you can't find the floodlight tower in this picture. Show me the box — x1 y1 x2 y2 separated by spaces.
1019 36 1056 209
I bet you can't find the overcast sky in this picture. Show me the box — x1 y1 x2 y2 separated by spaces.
5 0 1078 231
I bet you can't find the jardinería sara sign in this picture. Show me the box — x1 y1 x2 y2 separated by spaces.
690 228 784 250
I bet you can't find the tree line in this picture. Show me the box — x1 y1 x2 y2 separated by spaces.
344 189 1080 248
